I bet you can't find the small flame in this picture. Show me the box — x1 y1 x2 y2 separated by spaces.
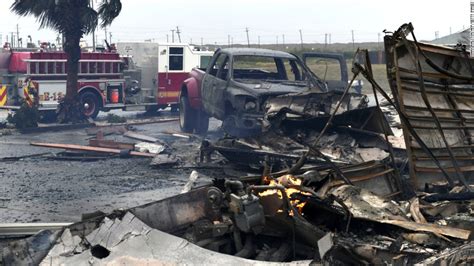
258 175 309 215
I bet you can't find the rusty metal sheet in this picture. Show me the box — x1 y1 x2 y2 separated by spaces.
385 23 474 189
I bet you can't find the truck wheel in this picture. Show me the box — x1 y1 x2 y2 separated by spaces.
195 111 209 135
80 92 100 119
179 95 196 133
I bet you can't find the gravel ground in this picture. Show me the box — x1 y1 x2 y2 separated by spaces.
0 109 222 223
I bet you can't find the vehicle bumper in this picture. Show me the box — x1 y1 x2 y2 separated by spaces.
225 112 262 131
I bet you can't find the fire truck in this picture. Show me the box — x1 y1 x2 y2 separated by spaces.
0 43 213 118
116 42 213 112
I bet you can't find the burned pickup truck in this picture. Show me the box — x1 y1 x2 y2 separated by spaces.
179 48 355 136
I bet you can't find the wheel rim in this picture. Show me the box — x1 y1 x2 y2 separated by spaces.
82 96 96 117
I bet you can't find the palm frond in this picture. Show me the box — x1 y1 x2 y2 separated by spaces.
80 8 99 34
98 0 122 28
11 0 54 17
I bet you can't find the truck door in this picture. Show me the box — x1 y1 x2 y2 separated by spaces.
302 53 355 93
161 47 186 104
202 54 229 118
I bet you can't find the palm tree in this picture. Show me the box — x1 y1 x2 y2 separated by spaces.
11 0 122 122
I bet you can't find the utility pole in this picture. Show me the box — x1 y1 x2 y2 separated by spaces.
166 34 169 42
299 29 303 50
325 33 327 47
16 24 20 48
245 27 250 48
10 33 14 48
276 35 279 48
471 0 474 56
171 29 175 43
91 0 96 51
258 36 261 48
351 30 355 49
329 34 331 45
176 26 181 42
282 34 285 46
228 35 230 47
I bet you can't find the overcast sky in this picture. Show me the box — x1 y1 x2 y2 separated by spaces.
0 0 470 46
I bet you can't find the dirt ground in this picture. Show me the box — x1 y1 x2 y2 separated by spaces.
0 109 222 223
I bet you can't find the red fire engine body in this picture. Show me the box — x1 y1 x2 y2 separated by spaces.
0 43 213 118
0 49 130 118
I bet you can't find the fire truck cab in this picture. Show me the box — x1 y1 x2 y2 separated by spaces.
116 43 213 112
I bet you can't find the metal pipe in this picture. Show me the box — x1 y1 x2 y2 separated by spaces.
0 223 71 237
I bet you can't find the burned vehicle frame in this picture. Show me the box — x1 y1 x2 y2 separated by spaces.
204 49 326 134
180 48 337 136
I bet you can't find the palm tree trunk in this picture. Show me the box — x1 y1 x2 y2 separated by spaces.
57 32 83 123
64 33 81 103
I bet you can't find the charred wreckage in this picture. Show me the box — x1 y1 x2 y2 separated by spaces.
3 23 474 265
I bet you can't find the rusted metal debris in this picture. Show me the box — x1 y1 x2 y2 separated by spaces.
385 23 474 190
4 22 474 265
3 176 472 264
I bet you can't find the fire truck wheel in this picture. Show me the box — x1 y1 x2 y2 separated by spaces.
80 92 100 119
195 111 209 135
179 95 196 133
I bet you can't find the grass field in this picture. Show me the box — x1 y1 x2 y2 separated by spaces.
211 40 392 95
305 60 390 95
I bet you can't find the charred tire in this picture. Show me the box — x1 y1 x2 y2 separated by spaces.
79 91 100 119
179 95 196 133
195 110 209 135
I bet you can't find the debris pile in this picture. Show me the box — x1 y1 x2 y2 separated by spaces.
2 23 474 264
